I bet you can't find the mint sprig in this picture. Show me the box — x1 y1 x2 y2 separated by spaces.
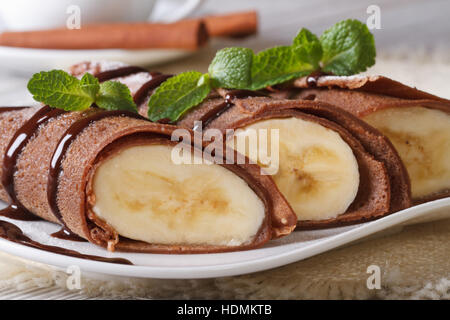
250 46 312 90
147 71 211 122
27 70 96 111
208 47 253 90
79 73 100 100
146 19 375 122
95 81 137 112
320 19 375 75
28 19 376 123
209 19 375 91
292 28 323 71
27 70 137 112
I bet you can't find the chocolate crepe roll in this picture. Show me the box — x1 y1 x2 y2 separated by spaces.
179 94 401 229
70 62 409 228
0 106 297 253
290 75 450 203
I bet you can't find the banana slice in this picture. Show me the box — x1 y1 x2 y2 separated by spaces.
91 144 265 246
232 117 360 221
364 106 450 199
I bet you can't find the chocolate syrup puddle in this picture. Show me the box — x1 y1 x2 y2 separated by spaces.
51 228 86 242
1 106 65 221
95 66 148 82
133 73 172 106
47 109 146 225
0 220 132 265
0 206 41 221
194 89 266 131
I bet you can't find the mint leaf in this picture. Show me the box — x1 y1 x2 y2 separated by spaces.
320 19 376 75
80 73 100 100
27 70 94 111
208 47 253 89
292 28 323 70
27 70 139 113
250 46 312 90
96 81 137 112
148 71 211 122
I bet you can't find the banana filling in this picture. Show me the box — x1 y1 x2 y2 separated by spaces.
91 145 265 246
364 106 450 199
233 117 360 221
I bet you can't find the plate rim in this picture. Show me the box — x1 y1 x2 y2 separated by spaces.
0 45 195 73
0 197 449 279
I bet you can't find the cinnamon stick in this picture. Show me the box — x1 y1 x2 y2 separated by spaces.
204 10 258 38
0 19 208 50
0 11 258 50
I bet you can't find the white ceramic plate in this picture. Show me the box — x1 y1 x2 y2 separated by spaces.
0 198 449 279
0 46 193 74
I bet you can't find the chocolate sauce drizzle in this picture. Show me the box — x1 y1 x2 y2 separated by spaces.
0 106 65 221
0 106 30 113
0 105 133 263
0 66 166 237
194 89 267 131
306 71 329 88
47 109 146 225
0 206 41 221
95 66 172 111
0 66 173 260
133 73 173 106
0 66 266 260
95 66 148 82
51 227 86 242
0 220 132 265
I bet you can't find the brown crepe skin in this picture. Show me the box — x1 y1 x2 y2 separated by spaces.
161 94 394 226
0 107 37 201
86 136 296 253
180 98 392 229
0 108 296 253
261 100 412 214
293 75 450 103
290 75 450 203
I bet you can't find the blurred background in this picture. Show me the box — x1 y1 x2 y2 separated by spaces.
0 0 449 102
195 0 450 51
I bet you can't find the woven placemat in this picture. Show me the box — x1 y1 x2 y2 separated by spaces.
0 218 449 299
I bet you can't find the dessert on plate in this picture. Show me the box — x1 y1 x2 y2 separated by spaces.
70 61 411 228
0 106 296 253
1 19 448 258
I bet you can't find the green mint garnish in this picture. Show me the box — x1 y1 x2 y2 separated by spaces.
145 19 376 122
292 28 323 71
27 70 96 111
250 46 312 90
208 47 253 89
96 81 137 112
79 73 100 100
147 71 211 122
28 19 376 123
320 19 376 75
27 70 137 112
